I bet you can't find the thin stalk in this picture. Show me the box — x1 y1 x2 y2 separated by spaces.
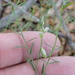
35 36 43 68
19 30 39 75
42 35 58 75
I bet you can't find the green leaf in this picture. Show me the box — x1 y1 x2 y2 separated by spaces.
62 1 75 10
41 63 46 75
41 63 45 74
30 61 35 71
13 46 26 49
44 42 52 48
48 58 60 64
27 37 37 42
29 42 34 54
25 57 31 63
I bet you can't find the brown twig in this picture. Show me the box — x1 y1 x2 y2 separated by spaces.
58 32 68 40
0 0 37 29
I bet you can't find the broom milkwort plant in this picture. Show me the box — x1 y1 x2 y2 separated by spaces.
1 0 74 75
14 15 60 75
15 15 60 75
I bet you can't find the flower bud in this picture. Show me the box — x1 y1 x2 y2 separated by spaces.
44 27 49 32
39 32 44 38
41 48 47 58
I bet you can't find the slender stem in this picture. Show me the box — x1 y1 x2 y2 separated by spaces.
42 36 58 75
19 31 39 75
35 36 43 68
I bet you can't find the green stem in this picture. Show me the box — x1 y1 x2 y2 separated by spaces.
35 36 43 68
19 30 39 75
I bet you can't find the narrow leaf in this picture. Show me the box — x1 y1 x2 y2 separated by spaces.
27 37 37 42
62 1 75 9
13 46 26 49
30 61 35 71
41 63 45 74
29 42 34 54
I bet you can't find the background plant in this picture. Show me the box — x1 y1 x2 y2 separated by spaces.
0 0 75 75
